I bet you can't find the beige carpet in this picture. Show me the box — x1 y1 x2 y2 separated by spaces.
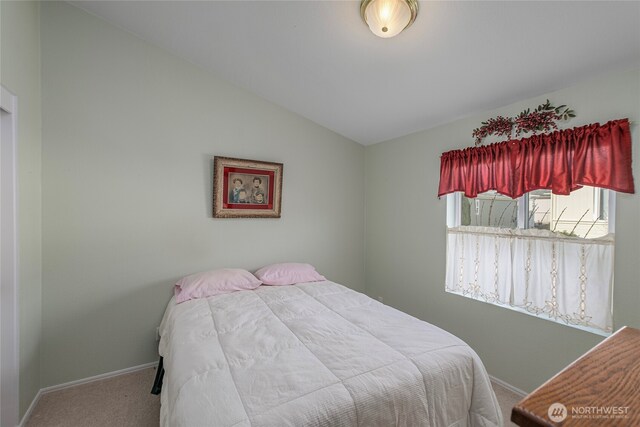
26 367 522 426
491 381 522 427
26 368 160 427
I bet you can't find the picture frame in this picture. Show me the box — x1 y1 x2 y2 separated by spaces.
213 156 283 218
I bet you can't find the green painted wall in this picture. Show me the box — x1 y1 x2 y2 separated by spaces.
8 0 640 409
40 2 364 387
364 67 640 393
0 0 42 417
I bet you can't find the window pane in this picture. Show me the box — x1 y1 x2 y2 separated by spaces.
462 191 518 228
528 186 610 238
528 189 551 230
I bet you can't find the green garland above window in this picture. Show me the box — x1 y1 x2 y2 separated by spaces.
472 100 575 146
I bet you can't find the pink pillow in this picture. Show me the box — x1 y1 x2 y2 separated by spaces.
174 268 262 304
254 263 326 286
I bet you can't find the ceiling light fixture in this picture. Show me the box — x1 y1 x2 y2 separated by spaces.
360 0 419 38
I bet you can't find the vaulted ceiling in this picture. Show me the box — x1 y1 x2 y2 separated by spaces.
70 1 640 145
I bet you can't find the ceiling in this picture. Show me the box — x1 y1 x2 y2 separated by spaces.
70 1 640 145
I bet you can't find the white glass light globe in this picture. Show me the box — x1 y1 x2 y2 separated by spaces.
364 0 412 38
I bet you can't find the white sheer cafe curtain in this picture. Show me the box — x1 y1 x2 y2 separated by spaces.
446 226 613 333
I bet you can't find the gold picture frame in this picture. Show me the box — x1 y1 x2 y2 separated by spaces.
213 156 283 218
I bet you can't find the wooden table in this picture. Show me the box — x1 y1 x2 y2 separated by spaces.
511 326 640 426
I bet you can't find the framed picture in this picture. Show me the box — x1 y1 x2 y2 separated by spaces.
213 156 283 218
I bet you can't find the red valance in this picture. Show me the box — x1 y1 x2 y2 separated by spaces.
438 118 635 199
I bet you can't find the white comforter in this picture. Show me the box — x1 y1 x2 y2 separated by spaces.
159 281 502 427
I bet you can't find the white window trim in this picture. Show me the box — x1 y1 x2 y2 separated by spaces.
607 189 616 233
593 188 602 221
446 193 460 228
517 193 527 229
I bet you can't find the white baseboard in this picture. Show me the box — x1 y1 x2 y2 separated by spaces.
489 374 528 398
40 361 158 394
18 389 42 427
18 361 158 427
19 362 522 426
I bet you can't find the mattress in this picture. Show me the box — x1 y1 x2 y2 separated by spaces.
158 281 502 427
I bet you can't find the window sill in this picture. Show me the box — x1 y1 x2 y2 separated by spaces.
445 289 612 337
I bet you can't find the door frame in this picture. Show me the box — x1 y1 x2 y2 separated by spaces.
1 84 19 427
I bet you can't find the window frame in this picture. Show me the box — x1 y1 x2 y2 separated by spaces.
447 190 616 234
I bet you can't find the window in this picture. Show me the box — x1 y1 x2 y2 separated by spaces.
450 186 613 236
439 119 633 336
460 191 519 228
446 187 615 335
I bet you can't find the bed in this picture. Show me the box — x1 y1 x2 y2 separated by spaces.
158 280 502 426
